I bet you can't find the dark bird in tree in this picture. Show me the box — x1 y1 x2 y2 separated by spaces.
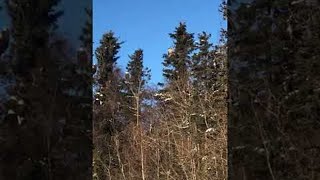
0 28 10 56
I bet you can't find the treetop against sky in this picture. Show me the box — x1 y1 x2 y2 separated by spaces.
93 0 226 85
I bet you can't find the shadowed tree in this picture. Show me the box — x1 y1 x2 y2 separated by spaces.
0 28 9 56
95 31 122 88
79 7 92 57
2 1 93 179
5 0 63 77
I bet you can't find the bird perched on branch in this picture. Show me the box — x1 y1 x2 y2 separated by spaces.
0 28 10 56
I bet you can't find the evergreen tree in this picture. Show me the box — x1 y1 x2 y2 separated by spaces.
93 32 124 180
79 7 92 56
123 49 151 123
76 6 92 98
191 32 214 91
211 44 227 90
123 49 151 179
125 49 151 95
95 31 122 87
229 1 320 179
5 0 63 77
0 1 80 179
162 22 195 83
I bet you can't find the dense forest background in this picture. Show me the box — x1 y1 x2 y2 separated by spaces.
228 0 320 179
92 21 227 179
0 0 92 179
0 0 319 180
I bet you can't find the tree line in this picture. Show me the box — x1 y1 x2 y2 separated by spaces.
93 22 227 179
0 1 92 179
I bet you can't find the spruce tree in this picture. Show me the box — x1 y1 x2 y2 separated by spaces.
93 32 124 180
122 49 151 179
162 22 195 84
123 49 151 123
5 0 63 77
228 1 320 179
79 7 92 56
125 49 150 95
95 31 122 88
0 1 78 179
76 6 92 98
191 32 214 91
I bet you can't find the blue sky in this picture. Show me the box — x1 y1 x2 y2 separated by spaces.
96 0 225 85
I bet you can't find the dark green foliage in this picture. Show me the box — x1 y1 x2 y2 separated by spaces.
162 22 195 82
125 49 151 94
93 32 126 180
79 7 92 56
191 32 215 91
122 49 151 123
95 31 122 87
5 0 63 76
228 0 320 179
1 1 92 179
92 14 228 180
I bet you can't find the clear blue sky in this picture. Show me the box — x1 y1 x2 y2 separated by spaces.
93 0 226 85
